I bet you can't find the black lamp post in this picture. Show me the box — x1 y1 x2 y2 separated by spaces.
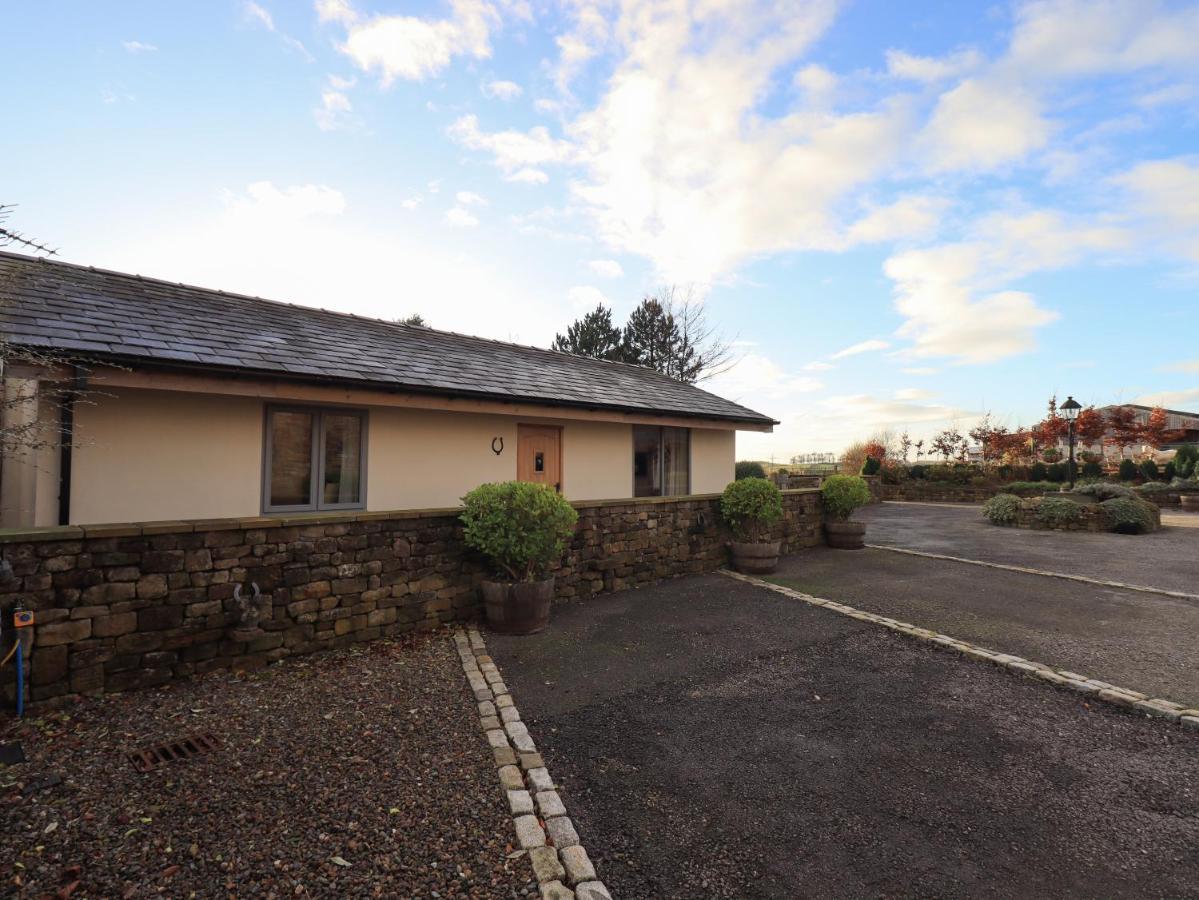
1061 395 1082 489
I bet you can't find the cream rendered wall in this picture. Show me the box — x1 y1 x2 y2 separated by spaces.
366 408 517 510
561 420 632 500
366 410 633 507
63 385 740 525
690 428 735 494
71 388 263 525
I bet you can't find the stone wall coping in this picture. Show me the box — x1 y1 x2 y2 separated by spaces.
0 488 822 544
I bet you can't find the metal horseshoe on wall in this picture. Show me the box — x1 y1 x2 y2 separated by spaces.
492 437 504 455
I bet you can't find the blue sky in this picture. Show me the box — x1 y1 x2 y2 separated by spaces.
6 0 1199 458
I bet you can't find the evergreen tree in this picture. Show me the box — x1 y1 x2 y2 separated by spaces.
620 298 680 373
551 304 624 360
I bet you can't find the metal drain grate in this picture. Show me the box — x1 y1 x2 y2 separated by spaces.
128 732 222 772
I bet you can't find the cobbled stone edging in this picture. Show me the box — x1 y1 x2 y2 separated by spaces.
719 569 1199 731
866 543 1199 604
453 628 613 900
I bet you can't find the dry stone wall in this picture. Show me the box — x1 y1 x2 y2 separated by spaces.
0 490 823 706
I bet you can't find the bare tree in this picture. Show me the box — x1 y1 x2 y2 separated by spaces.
661 285 735 383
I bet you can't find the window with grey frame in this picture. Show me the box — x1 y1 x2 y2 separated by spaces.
633 425 690 497
263 406 366 513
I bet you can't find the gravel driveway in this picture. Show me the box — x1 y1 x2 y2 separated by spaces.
861 502 1199 594
1 633 534 898
486 575 1199 899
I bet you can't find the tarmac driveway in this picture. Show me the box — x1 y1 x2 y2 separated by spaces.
860 502 1199 595
486 575 1199 899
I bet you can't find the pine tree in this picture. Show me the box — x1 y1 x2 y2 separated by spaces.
620 298 679 373
551 304 624 360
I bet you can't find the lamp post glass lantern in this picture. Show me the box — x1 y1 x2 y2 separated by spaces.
1061 395 1082 489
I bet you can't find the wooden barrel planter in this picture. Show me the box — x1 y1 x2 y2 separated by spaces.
729 541 782 574
481 579 554 634
825 521 867 550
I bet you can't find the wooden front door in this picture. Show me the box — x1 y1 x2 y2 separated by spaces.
516 425 562 492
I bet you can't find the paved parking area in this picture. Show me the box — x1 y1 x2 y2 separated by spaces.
487 575 1199 899
771 546 1199 707
861 502 1199 595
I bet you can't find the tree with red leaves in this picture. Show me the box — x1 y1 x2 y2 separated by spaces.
931 427 964 462
1074 406 1106 446
1139 406 1186 449
1105 406 1143 457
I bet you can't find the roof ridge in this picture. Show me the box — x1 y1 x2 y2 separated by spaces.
0 249 721 392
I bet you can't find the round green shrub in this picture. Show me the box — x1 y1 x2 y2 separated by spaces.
1080 460 1103 479
735 460 767 480
1046 462 1068 483
1139 459 1160 481
721 477 783 541
1030 462 1049 481
820 475 872 521
1174 444 1199 478
1164 461 1177 481
1137 481 1171 493
1101 497 1157 534
861 456 881 476
1118 458 1138 481
1073 482 1135 500
1035 496 1084 527
909 464 929 480
982 493 1020 525
460 481 579 581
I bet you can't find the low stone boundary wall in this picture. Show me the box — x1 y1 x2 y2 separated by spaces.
1001 498 1161 533
876 482 999 503
0 490 823 705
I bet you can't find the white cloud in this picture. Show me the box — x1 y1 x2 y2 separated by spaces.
845 195 947 244
566 285 610 313
315 0 357 25
313 75 356 131
1112 158 1199 262
901 367 939 376
456 191 488 206
794 64 837 103
1134 388 1199 410
1163 359 1199 374
445 206 480 228
885 48 980 83
400 196 422 210
334 0 499 84
223 181 347 218
802 361 834 372
918 78 1051 173
244 1 314 61
482 79 523 100
122 40 158 53
830 339 890 359
884 209 1128 363
587 259 623 278
448 114 573 176
506 167 550 185
707 353 824 404
1005 0 1199 77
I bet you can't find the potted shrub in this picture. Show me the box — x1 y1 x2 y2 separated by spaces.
821 474 873 549
460 481 578 634
721 477 784 573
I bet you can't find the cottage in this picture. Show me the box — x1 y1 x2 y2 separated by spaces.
0 252 775 528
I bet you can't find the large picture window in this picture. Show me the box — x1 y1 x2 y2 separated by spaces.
264 406 366 512
633 425 690 497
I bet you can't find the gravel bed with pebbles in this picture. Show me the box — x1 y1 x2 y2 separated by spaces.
1 632 536 898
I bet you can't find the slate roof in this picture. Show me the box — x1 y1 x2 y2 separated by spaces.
0 252 775 427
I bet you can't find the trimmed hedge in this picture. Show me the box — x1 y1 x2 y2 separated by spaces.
982 493 1020 525
1101 497 1158 534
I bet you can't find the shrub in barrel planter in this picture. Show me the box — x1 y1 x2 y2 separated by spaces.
460 482 578 634
721 477 784 573
820 475 873 549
